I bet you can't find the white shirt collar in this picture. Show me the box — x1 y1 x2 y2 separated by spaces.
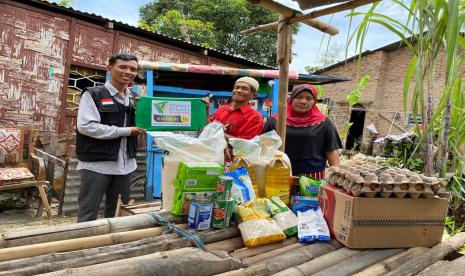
104 81 132 97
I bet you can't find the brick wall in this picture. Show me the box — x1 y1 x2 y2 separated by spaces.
318 46 447 149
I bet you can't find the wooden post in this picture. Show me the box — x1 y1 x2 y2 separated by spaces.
36 133 57 218
276 15 292 150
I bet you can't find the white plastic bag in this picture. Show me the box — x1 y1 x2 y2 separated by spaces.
155 122 227 210
229 130 291 197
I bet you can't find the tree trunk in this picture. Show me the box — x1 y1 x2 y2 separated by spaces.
0 211 183 248
312 249 404 276
386 232 465 276
272 248 363 276
217 241 343 276
45 248 245 276
0 227 240 274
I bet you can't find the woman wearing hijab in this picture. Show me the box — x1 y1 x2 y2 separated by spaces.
262 84 342 179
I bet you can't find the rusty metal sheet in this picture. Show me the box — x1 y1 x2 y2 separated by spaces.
0 3 69 131
72 23 113 67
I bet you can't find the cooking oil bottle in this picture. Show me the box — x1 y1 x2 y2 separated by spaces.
265 154 291 205
230 154 258 195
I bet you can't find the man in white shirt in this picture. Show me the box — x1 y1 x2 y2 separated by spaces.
76 53 145 222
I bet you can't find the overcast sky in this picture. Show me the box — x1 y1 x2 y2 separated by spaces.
58 0 407 73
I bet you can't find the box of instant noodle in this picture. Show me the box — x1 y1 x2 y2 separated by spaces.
136 96 207 131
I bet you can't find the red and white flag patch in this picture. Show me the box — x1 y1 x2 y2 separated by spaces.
100 98 113 105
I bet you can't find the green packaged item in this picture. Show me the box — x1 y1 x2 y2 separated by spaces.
269 196 298 237
136 96 207 131
212 198 235 228
215 176 234 200
300 176 324 197
171 162 224 215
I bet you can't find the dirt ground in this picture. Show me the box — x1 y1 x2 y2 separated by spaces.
0 206 77 234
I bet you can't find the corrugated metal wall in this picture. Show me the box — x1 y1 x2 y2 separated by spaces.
62 152 147 216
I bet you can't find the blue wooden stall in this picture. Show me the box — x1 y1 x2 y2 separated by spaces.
142 69 279 201
110 63 349 202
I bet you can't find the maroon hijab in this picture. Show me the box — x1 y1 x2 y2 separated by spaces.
273 84 326 127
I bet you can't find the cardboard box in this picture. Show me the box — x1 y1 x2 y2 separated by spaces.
319 184 448 248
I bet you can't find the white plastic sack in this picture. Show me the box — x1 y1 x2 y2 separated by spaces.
229 130 291 197
155 122 227 210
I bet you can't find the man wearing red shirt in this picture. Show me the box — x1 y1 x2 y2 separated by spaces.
206 77 263 139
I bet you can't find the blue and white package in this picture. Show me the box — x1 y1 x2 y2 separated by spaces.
291 196 319 213
297 207 331 243
225 166 256 204
187 201 213 231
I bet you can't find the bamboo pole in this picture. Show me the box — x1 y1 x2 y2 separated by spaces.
244 0 380 36
302 19 339 36
0 227 240 274
0 225 174 261
46 248 245 276
0 232 179 274
205 237 245 252
243 243 305 265
289 0 379 25
272 247 363 276
276 15 291 150
0 211 183 248
230 237 298 260
418 255 465 276
217 240 343 276
241 22 279 35
353 247 429 276
40 247 201 276
312 249 404 276
385 232 465 276
240 20 338 36
250 0 295 16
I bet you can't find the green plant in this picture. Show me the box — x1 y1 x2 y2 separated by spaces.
346 75 371 108
445 216 465 236
139 0 295 66
348 0 465 204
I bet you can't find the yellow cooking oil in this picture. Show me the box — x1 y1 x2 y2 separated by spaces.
230 154 258 195
265 154 290 205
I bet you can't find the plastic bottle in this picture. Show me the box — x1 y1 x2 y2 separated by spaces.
230 154 258 196
265 154 291 205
